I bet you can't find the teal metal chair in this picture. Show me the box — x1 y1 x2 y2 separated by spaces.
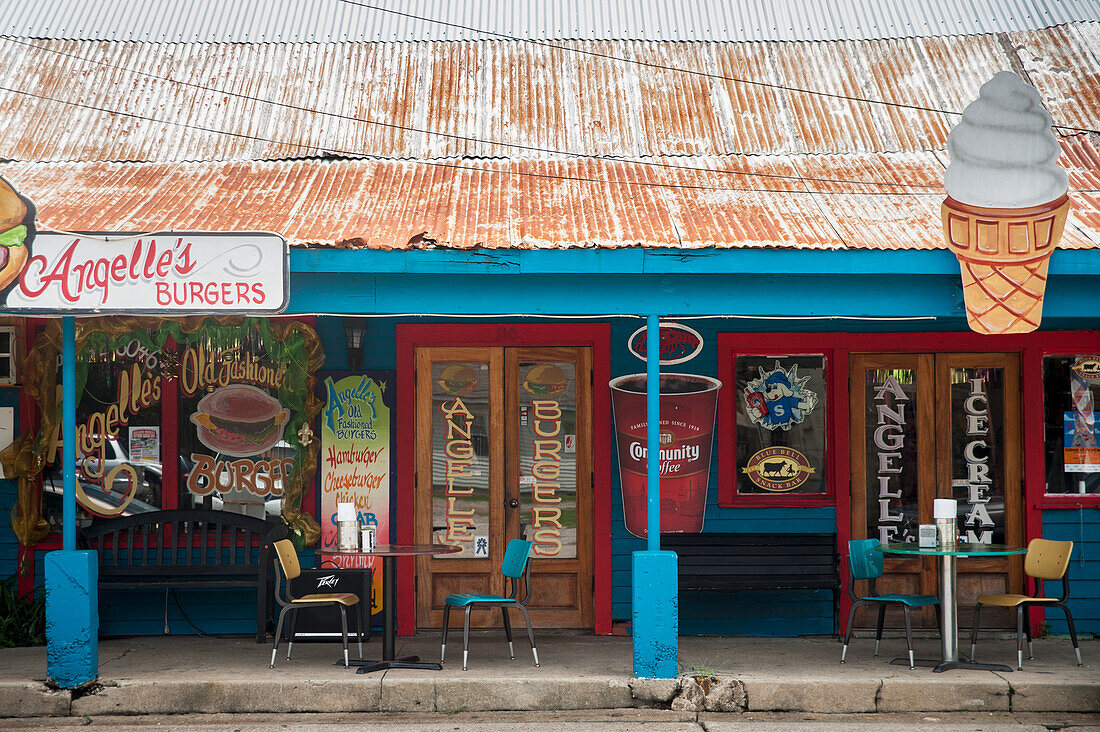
440 538 540 671
841 538 940 669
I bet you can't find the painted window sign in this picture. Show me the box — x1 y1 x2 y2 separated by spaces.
432 362 490 558
519 362 578 558
864 370 918 544
1044 355 1100 494
627 322 704 365
741 361 819 431
735 356 826 498
951 370 1003 544
180 336 296 520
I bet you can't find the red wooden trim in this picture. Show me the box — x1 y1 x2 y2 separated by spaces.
394 322 613 635
716 334 838 508
161 337 179 510
833 346 852 636
591 324 613 635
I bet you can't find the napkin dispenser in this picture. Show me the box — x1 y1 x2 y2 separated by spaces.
933 498 957 547
336 502 359 552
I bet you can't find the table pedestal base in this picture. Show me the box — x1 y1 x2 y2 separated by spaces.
889 657 1014 673
336 655 445 673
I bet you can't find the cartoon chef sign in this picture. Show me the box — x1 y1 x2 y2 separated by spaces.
742 361 819 431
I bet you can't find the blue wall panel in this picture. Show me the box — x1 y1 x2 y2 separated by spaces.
1041 509 1100 636
1 384 21 582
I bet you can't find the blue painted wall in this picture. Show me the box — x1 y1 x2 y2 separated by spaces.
1041 509 1099 639
0 384 21 582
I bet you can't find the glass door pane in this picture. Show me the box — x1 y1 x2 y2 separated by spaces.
946 367 1007 545
517 360 578 559
430 360 492 559
863 367 922 545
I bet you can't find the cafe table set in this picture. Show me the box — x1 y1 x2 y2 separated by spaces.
877 499 1027 673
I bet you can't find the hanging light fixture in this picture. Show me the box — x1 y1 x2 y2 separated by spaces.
343 318 366 371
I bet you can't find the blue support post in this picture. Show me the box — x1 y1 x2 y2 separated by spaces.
45 316 99 687
632 314 678 679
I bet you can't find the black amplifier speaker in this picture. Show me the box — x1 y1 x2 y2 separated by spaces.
284 567 375 641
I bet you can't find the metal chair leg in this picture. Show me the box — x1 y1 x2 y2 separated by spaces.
840 600 863 663
934 603 943 640
902 605 915 669
1023 605 1033 659
286 608 300 661
1016 605 1025 670
874 604 886 657
354 602 364 659
462 605 473 671
1058 603 1083 666
501 605 515 659
517 604 539 667
441 604 452 663
969 602 982 661
270 606 292 668
338 605 350 668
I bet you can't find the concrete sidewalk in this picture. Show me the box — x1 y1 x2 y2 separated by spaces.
0 632 1096 718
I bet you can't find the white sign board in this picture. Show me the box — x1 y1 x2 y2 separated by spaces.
3 232 288 314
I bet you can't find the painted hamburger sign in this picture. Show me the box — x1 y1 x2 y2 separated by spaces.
0 177 288 314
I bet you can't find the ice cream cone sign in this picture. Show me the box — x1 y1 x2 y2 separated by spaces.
943 71 1070 335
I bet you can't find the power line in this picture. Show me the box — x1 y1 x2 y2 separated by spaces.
331 0 1100 137
0 36 940 192
0 83 951 196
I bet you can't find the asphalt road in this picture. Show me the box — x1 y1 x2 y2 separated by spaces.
1 711 1099 731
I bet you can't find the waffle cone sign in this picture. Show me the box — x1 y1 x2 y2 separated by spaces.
942 195 1069 334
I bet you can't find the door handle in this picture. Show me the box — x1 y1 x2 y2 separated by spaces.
508 498 519 509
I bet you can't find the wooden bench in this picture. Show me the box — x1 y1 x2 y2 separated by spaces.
79 509 281 642
662 532 840 633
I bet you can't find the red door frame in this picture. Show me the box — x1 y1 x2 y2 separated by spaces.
395 323 613 635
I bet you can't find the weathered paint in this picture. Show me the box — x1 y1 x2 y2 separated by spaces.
44 550 98 687
632 549 678 679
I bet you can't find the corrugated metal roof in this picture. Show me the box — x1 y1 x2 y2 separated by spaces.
0 26 1096 164
3 136 1097 250
4 0 1100 43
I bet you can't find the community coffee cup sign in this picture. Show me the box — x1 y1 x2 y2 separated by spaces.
0 219 287 314
609 373 721 538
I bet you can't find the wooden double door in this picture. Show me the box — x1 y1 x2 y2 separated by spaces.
850 353 1025 629
414 346 593 629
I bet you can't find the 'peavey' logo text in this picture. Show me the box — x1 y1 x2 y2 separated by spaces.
315 574 339 589
19 237 196 305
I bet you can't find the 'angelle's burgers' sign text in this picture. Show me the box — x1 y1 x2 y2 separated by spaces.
3 231 287 313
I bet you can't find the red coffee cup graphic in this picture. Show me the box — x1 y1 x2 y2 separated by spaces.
610 373 721 538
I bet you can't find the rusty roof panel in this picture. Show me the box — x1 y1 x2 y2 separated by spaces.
4 137 1097 251
2 27 1097 164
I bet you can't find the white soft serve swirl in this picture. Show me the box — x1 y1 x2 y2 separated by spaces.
944 71 1068 208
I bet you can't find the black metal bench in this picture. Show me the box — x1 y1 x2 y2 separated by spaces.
79 509 281 642
662 532 840 633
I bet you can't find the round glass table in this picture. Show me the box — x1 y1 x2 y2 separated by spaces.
877 543 1028 672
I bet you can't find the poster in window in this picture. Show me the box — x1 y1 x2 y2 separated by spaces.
1063 412 1100 473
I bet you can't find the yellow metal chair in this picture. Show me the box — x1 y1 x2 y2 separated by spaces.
270 539 362 668
969 538 1081 670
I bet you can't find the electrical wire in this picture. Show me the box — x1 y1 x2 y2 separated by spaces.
0 83 950 196
331 0 1100 137
0 36 941 192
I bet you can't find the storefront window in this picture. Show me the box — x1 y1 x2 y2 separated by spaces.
733 355 827 500
35 317 322 536
1043 355 1100 495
